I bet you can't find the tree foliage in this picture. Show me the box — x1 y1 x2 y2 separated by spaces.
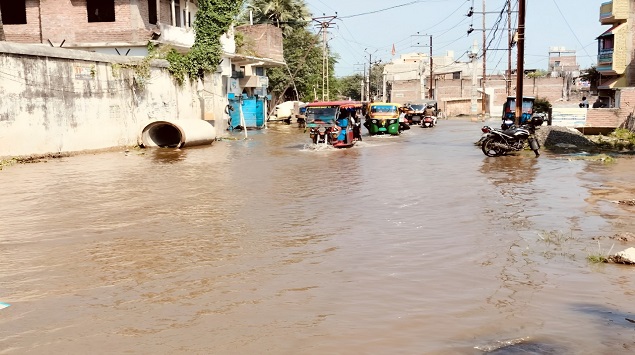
580 66 601 89
166 0 244 83
243 0 338 105
336 74 363 101
242 0 310 36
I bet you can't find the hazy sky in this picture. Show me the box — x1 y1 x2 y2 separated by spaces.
303 0 605 77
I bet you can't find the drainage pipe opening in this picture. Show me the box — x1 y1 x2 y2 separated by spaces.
140 120 216 148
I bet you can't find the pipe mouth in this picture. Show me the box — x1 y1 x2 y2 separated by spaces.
141 122 184 148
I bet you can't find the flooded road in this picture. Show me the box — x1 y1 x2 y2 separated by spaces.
1 119 635 354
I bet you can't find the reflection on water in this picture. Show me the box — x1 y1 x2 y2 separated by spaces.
1 121 635 354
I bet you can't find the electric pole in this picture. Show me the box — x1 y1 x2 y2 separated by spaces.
507 0 512 96
365 48 380 102
313 15 337 101
470 41 479 116
429 35 434 99
481 0 487 116
413 33 433 99
515 0 525 126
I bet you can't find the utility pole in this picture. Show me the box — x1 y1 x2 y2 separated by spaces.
413 33 433 99
429 35 434 99
481 0 487 116
313 15 337 101
365 48 380 102
470 41 479 116
507 0 512 96
515 0 525 126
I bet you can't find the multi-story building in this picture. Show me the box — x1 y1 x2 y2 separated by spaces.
596 0 631 107
383 51 479 103
0 0 284 128
548 47 580 76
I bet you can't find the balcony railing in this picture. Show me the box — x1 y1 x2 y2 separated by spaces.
598 49 614 65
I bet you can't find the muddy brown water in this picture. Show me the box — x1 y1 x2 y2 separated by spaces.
1 120 635 354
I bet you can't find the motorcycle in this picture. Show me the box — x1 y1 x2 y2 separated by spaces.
480 114 545 157
421 115 436 128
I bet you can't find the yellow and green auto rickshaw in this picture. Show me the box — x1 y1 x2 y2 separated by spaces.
364 102 402 136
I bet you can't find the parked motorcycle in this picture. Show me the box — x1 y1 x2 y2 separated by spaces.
480 114 545 157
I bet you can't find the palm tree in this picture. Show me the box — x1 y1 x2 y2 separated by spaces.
243 0 310 36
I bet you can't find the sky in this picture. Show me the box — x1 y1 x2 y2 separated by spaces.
302 0 606 77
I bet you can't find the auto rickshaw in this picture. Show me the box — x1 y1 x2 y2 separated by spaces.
364 102 402 136
502 96 534 129
303 101 363 148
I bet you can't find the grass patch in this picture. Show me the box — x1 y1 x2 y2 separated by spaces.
538 230 576 246
590 128 635 151
536 230 578 260
586 240 614 264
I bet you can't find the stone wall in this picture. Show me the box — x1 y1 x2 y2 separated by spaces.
0 42 227 158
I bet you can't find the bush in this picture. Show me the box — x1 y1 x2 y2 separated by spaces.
534 97 551 114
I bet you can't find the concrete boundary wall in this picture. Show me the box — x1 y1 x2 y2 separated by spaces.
0 42 226 158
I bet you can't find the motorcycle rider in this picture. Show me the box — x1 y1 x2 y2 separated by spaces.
423 104 437 125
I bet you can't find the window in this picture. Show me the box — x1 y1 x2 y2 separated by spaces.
255 67 265 76
87 0 115 23
0 0 27 25
174 4 181 27
148 0 157 25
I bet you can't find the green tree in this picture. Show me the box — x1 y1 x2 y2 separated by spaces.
243 0 310 36
369 63 385 100
336 74 363 100
266 27 336 104
580 66 601 90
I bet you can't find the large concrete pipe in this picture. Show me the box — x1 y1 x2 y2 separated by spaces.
140 120 216 148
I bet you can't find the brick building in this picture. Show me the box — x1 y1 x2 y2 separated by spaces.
548 47 579 75
596 0 632 107
0 0 200 55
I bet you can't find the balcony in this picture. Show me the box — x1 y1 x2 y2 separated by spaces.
600 0 629 25
597 49 614 71
239 75 269 88
597 23 628 74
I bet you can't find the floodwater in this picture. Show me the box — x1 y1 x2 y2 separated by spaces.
1 119 635 354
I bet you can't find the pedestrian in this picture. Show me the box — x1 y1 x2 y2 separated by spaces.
592 98 607 108
579 96 589 108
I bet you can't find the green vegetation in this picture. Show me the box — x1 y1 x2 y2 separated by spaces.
586 241 613 264
0 158 17 171
244 0 310 36
538 230 576 246
242 0 337 104
591 128 635 151
527 69 548 78
159 0 244 84
536 230 578 260
533 97 551 114
580 66 601 89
